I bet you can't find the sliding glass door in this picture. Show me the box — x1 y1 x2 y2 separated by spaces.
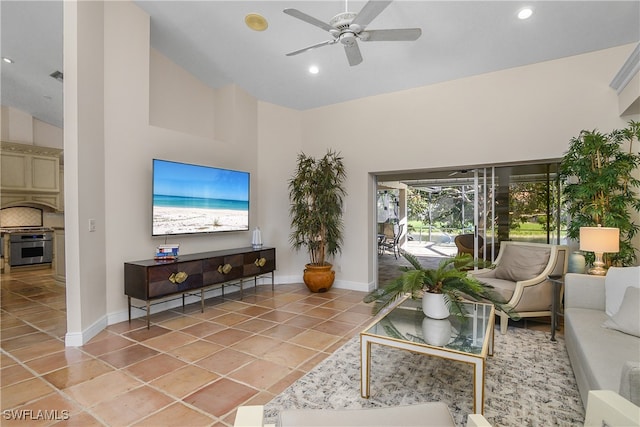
376 161 565 265
473 163 564 262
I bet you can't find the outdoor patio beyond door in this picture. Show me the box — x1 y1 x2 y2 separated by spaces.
377 162 564 266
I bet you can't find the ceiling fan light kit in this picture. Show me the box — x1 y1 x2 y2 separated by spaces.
283 0 421 66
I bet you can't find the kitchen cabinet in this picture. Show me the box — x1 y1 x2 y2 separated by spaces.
1 141 62 210
53 228 65 285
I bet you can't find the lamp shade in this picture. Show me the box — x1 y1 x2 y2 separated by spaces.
579 227 620 253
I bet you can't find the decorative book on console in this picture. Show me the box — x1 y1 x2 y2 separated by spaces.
154 244 179 260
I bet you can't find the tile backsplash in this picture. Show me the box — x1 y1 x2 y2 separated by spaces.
0 207 43 227
44 212 64 228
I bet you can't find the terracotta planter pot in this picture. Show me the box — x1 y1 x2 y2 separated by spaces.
303 263 335 293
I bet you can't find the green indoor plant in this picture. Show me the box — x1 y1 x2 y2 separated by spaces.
559 120 640 267
288 149 346 292
365 252 517 320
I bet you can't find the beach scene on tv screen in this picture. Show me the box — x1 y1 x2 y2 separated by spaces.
152 160 249 235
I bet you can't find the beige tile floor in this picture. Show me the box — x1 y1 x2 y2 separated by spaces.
1 262 558 426
1 267 375 426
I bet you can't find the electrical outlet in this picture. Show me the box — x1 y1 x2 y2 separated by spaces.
89 219 96 232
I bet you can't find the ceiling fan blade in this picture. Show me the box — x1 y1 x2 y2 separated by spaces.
286 40 334 56
351 0 393 28
361 28 422 42
344 42 363 66
283 8 334 32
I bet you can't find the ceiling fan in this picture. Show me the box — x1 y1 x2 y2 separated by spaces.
283 0 422 66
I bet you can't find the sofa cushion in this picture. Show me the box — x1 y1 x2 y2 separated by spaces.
620 361 640 406
604 286 640 338
565 307 640 400
470 277 515 302
605 266 640 317
493 245 551 282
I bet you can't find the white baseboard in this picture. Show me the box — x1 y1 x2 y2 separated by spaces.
65 275 372 347
65 314 107 346
279 274 371 293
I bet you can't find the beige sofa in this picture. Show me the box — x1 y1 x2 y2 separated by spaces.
564 268 640 408
470 241 568 334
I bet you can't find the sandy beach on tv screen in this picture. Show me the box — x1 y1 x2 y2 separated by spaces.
153 206 248 235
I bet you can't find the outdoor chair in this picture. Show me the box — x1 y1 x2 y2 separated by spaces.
455 233 483 256
381 223 403 259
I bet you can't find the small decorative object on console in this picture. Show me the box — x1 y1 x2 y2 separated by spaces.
155 244 179 260
251 227 262 249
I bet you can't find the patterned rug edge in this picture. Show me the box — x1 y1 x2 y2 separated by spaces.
264 326 585 427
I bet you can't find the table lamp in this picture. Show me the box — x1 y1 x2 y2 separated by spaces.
579 226 619 275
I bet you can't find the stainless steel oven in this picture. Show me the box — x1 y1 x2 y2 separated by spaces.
9 231 53 266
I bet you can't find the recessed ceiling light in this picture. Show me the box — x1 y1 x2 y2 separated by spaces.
2 57 14 64
245 13 268 31
518 8 533 20
309 65 319 74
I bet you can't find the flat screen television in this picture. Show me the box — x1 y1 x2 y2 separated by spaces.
152 159 250 236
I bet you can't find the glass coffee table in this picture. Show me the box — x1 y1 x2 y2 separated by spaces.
360 295 495 414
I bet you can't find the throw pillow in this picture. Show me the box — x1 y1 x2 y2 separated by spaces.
605 266 640 317
494 244 551 282
603 286 640 338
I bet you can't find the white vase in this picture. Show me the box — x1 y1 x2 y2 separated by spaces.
422 292 450 319
422 317 452 346
251 227 263 249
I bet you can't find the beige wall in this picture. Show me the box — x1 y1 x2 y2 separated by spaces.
65 1 261 344
276 44 639 290
64 0 107 344
256 102 303 282
149 50 216 139
103 2 260 332
0 106 63 148
63 0 638 344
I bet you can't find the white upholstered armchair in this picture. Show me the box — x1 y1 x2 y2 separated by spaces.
470 241 568 334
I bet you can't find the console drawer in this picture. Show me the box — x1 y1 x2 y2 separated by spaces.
243 248 276 276
147 261 203 298
202 254 244 285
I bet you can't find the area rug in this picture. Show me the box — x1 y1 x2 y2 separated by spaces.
264 327 584 426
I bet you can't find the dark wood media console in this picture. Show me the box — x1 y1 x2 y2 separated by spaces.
124 247 275 328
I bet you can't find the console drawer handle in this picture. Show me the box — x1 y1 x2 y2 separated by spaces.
218 264 232 274
255 257 266 267
169 271 188 284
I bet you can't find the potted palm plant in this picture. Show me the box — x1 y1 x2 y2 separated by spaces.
288 150 346 292
365 252 517 320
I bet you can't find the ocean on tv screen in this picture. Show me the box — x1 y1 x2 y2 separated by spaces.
153 195 249 235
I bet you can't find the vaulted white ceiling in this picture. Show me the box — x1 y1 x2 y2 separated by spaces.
1 1 639 130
